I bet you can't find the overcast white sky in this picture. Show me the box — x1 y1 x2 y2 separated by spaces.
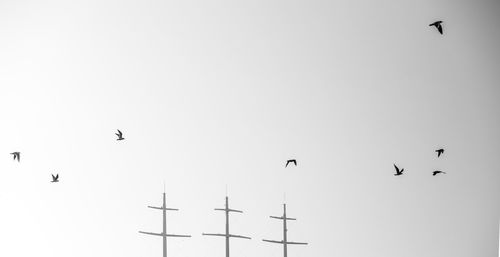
1 0 500 256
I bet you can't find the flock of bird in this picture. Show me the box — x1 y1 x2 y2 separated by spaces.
286 148 447 177
393 148 446 177
391 21 446 178
9 129 126 183
9 131 445 183
8 21 446 183
10 151 60 182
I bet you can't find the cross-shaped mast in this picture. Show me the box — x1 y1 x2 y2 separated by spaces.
202 196 251 257
263 204 308 257
139 192 191 257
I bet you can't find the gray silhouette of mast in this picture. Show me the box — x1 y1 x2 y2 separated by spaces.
139 192 191 257
202 196 251 257
263 204 308 257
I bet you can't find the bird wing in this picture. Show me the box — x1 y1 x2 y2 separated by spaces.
393 164 399 172
51 174 56 180
437 25 443 34
117 129 122 136
293 160 297 165
285 161 289 167
55 174 59 180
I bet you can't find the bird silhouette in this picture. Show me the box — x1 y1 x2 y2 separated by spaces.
436 148 444 157
429 21 443 34
432 170 446 176
10 152 20 162
285 159 297 167
393 164 404 176
51 174 59 182
115 129 125 140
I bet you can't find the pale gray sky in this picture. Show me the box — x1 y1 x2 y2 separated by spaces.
1 0 499 256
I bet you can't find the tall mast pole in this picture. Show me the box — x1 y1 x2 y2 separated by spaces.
225 197 230 257
139 192 191 257
263 203 308 257
283 204 287 257
203 195 251 257
163 193 167 256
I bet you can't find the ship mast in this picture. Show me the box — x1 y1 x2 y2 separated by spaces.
203 196 251 257
263 203 308 257
139 192 191 257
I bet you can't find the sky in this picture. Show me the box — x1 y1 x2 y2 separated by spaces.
1 0 500 256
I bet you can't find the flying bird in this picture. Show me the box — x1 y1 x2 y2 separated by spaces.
10 152 20 162
285 159 297 167
51 174 59 182
115 129 125 141
393 164 404 176
429 21 443 34
432 170 446 176
435 148 444 158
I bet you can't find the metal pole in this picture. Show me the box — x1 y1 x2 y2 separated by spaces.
202 195 251 257
225 197 230 257
263 202 308 257
283 204 287 257
163 193 167 257
139 191 191 257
